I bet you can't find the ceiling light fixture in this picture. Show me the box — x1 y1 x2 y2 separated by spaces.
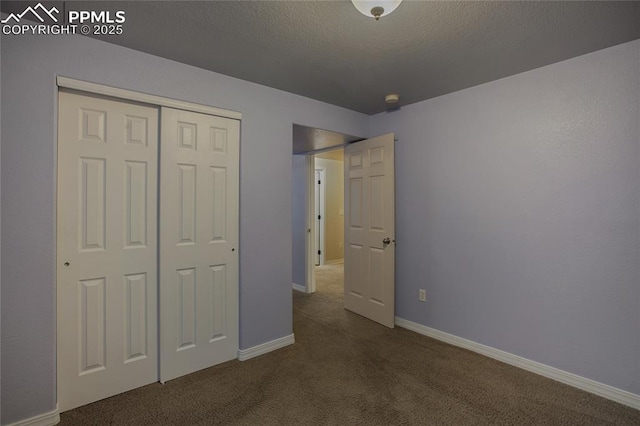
352 0 403 20
385 94 399 104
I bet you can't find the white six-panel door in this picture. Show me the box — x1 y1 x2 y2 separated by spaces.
160 107 239 382
344 134 395 328
57 90 159 411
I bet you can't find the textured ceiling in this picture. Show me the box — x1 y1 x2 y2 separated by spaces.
13 1 640 114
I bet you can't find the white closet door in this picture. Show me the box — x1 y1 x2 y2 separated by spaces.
160 107 239 382
57 90 158 411
344 134 395 328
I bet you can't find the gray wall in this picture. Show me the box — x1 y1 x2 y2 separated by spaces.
370 40 640 394
0 34 368 424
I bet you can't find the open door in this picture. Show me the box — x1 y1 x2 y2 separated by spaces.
344 134 395 328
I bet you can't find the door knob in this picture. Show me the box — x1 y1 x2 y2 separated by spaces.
383 237 391 245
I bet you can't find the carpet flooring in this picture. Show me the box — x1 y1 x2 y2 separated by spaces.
59 263 640 425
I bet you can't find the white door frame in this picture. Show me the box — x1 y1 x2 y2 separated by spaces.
55 76 242 406
315 167 326 266
305 154 317 293
304 148 345 293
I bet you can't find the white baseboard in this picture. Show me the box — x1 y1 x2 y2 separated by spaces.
325 259 344 265
395 317 640 411
292 282 306 293
237 333 295 361
5 405 60 426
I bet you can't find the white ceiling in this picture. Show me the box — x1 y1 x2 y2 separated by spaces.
9 1 639 114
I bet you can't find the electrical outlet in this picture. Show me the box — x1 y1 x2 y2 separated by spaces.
418 289 426 302
338 242 343 248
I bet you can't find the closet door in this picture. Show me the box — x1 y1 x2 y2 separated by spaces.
160 107 239 382
57 90 158 411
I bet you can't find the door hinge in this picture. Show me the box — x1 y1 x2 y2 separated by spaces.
318 180 321 184
318 250 321 255
318 215 321 220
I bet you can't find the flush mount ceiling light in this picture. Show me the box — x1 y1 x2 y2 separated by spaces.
352 0 403 20
385 94 399 104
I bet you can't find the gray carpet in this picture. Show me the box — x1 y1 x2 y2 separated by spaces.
59 264 640 425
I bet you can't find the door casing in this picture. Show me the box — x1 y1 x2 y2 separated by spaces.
315 167 326 266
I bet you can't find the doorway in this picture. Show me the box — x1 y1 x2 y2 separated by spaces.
314 149 345 297
291 124 396 328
